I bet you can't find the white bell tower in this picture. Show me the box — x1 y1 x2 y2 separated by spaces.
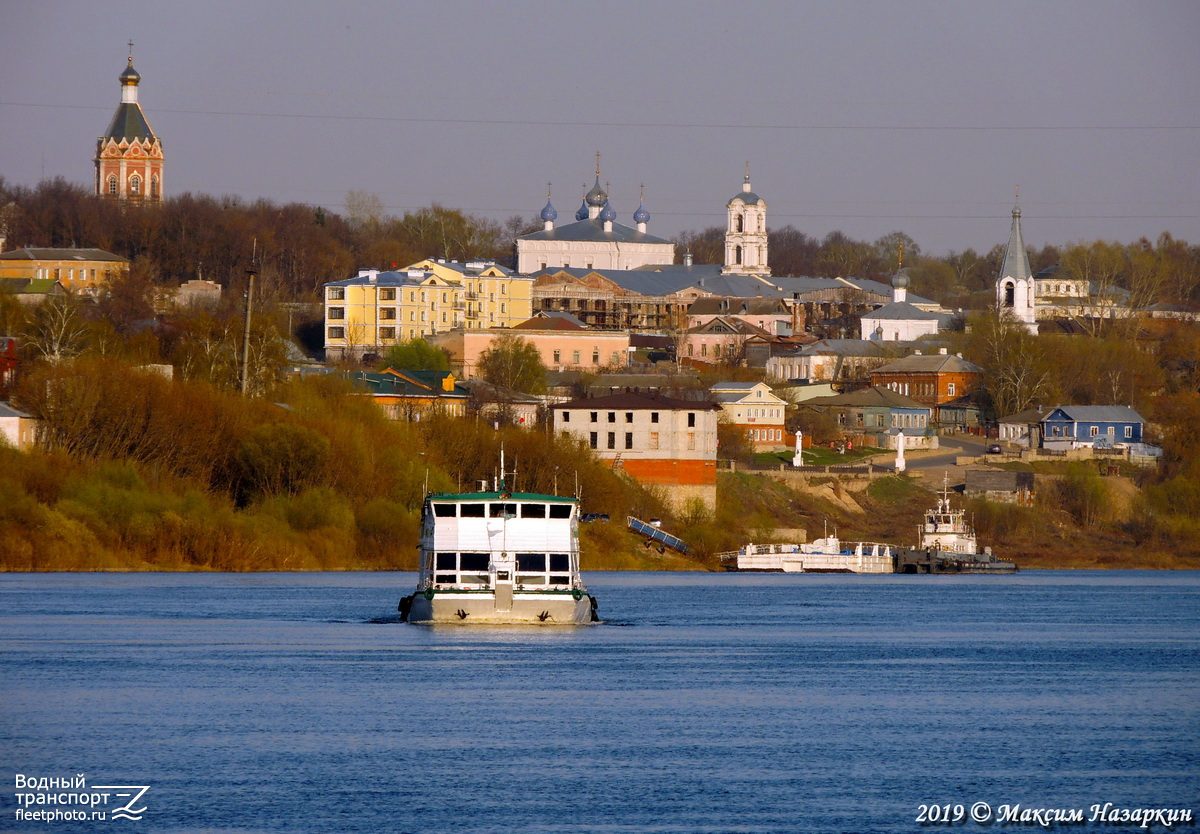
722 163 769 276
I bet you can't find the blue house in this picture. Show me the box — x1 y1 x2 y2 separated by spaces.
1041 406 1145 450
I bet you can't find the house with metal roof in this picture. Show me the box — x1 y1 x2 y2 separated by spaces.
801 386 933 448
710 381 788 449
1041 405 1146 450
347 369 469 421
0 248 128 297
868 349 983 429
766 339 895 385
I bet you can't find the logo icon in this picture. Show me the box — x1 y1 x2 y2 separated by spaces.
90 785 149 821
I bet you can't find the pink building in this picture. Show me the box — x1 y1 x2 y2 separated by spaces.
430 317 630 380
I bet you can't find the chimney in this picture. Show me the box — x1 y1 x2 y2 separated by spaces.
939 347 947 355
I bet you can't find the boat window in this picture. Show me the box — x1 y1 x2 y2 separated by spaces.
436 553 456 570
549 575 570 585
517 553 546 571
433 504 456 517
549 554 570 572
490 503 517 518
460 574 489 585
460 504 485 517
460 553 490 571
435 574 457 584
549 504 572 519
520 503 547 518
517 575 545 586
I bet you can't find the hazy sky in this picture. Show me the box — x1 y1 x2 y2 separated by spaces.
2 1 1198 257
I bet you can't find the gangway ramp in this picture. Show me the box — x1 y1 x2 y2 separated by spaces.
627 517 690 554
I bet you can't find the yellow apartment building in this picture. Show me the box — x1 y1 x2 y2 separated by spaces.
0 248 129 297
323 260 532 360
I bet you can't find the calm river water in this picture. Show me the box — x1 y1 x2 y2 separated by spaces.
1 571 1197 833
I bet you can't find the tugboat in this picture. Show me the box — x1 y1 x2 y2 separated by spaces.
398 462 599 624
898 475 1018 573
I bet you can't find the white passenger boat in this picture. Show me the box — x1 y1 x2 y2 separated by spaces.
399 489 599 624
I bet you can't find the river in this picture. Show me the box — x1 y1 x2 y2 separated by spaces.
1 571 1197 832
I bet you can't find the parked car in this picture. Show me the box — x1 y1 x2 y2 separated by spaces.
986 443 1003 454
580 513 610 523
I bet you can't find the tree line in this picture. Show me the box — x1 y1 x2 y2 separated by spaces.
4 177 1197 312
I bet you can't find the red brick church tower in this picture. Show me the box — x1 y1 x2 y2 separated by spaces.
95 45 163 202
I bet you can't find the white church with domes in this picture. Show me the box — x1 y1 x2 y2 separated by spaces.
515 158 675 274
516 159 775 277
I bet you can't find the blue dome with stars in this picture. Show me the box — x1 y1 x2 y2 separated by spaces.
585 176 608 207
540 199 558 222
599 201 616 222
633 201 650 224
575 199 589 221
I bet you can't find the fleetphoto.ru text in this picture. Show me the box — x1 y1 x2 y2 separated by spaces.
13 774 150 823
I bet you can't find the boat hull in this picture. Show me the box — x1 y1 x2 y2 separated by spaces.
405 591 596 624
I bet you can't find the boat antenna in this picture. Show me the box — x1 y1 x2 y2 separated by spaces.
575 470 580 500
500 443 506 492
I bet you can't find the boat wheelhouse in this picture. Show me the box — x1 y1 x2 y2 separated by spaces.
400 491 598 624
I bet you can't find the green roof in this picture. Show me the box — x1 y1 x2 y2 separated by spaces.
428 492 577 503
101 103 157 143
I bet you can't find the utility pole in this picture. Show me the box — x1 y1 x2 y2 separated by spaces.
241 241 257 396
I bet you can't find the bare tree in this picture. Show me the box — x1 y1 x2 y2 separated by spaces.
28 296 87 364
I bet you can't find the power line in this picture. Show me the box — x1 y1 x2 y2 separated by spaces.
3 101 1198 131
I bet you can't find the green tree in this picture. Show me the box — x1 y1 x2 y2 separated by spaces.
379 338 449 371
476 334 547 394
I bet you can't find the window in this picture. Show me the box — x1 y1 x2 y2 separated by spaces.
701 343 707 357
573 350 581 364
442 312 447 323
589 432 598 449
460 504 485 518
380 308 396 320
612 351 620 365
1053 426 1061 437
947 383 955 396
129 174 141 195
1090 426 1099 437
688 413 696 428
380 327 396 339
501 303 507 313
328 307 345 320
380 288 396 300
625 413 633 423
649 432 659 450
1125 426 1133 439
328 326 345 339
687 344 694 357
607 432 616 449
107 175 118 195
608 412 616 423
590 412 597 423
561 411 570 423
328 287 345 300
553 350 561 363
625 432 633 449
1107 427 1115 437
150 176 158 198
651 412 659 424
